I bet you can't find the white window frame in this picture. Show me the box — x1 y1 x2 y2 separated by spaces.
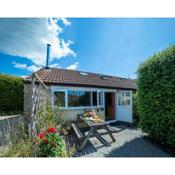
117 90 132 107
51 86 107 110
98 90 104 107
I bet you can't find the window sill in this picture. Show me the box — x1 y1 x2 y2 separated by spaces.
117 105 131 107
54 106 104 110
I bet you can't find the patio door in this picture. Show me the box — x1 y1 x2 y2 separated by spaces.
105 92 115 121
116 91 133 123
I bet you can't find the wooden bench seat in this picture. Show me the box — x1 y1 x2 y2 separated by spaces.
71 122 84 140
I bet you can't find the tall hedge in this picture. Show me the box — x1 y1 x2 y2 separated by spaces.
137 45 175 148
0 74 24 115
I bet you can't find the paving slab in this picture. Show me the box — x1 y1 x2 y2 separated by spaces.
73 125 171 157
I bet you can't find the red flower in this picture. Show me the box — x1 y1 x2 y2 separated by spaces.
38 131 46 139
47 127 57 133
44 139 48 144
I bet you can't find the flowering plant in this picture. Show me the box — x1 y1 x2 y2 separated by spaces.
37 127 65 157
47 127 57 133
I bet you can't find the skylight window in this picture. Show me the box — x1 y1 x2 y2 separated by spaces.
80 72 88 76
120 78 128 82
101 75 112 80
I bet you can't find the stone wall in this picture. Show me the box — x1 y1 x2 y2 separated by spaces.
23 84 32 124
23 83 51 125
0 115 23 146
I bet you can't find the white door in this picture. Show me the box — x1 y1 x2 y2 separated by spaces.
116 91 133 123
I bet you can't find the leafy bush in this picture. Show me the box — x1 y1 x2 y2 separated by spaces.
36 98 70 134
133 92 140 125
137 45 175 148
37 127 66 157
0 74 24 115
36 98 57 131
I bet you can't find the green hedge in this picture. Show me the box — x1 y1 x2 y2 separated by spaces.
0 74 24 115
137 45 175 148
133 92 140 125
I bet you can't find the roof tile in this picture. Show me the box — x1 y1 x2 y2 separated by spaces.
27 68 137 90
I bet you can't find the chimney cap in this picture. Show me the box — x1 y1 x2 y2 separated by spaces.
47 43 51 47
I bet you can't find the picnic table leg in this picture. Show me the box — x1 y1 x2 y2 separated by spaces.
92 129 110 147
79 127 94 150
104 125 116 142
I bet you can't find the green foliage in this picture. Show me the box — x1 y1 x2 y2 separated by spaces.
133 92 140 125
0 74 24 115
0 88 74 157
37 97 57 131
37 128 65 157
137 45 175 148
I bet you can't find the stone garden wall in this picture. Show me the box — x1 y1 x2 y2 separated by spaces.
23 83 51 125
0 115 23 146
23 84 32 124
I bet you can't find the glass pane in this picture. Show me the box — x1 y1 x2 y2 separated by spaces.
54 91 65 107
92 91 97 106
98 91 103 106
118 91 131 106
68 91 91 107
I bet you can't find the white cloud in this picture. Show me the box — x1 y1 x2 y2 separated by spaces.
13 62 27 69
20 75 27 78
0 18 76 67
66 62 79 70
60 18 71 26
27 65 41 72
13 62 41 72
49 63 60 68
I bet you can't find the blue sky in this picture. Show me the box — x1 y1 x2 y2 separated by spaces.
0 18 175 78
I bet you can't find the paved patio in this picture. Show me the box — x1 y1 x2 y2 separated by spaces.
71 124 171 157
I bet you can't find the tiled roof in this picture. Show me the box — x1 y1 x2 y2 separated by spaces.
26 68 137 90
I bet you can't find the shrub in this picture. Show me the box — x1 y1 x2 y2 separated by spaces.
37 127 65 157
133 92 140 125
36 98 57 131
0 74 24 115
137 45 175 148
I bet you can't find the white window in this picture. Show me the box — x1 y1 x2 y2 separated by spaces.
118 91 131 106
79 72 88 76
53 91 66 107
53 89 104 108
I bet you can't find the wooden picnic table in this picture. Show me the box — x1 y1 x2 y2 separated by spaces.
71 115 116 150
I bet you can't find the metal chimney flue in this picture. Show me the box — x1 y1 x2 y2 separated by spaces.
46 43 51 69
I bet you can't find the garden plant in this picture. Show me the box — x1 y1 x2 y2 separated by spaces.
137 45 175 149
